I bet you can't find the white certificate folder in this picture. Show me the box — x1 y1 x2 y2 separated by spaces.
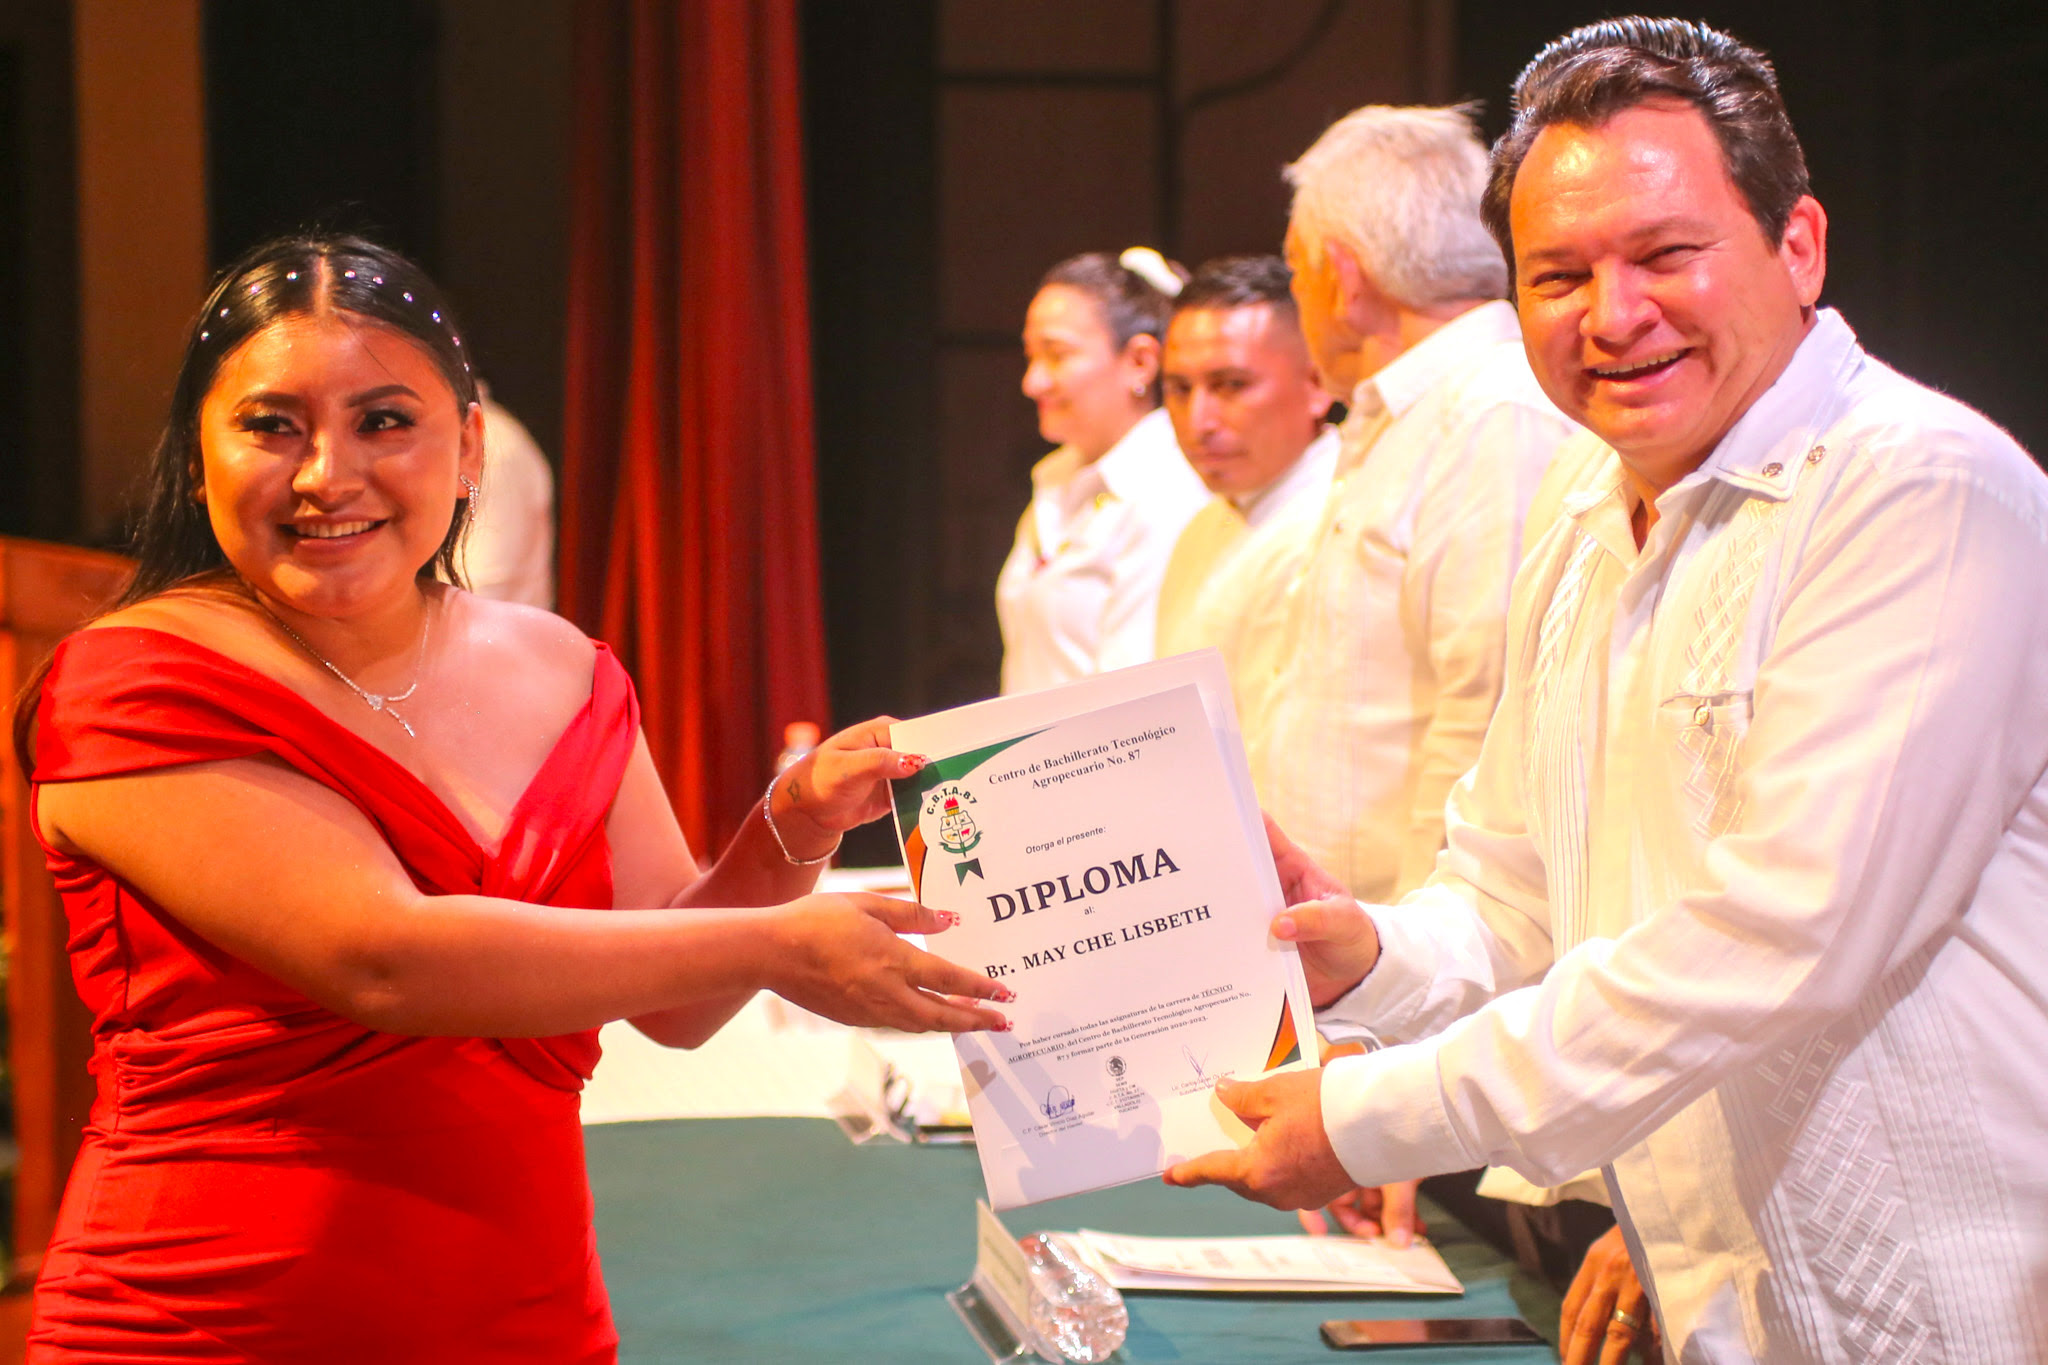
889 651 1317 1210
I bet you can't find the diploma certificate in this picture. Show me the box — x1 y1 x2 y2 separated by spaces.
889 652 1317 1209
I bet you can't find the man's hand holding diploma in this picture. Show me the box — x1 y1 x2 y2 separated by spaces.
1162 1069 1354 1209
1296 1036 1424 1247
1167 815 1399 1217
1260 815 1381 1005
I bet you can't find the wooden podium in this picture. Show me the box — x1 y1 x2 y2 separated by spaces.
0 538 133 1289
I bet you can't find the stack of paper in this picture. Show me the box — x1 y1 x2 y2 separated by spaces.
1070 1231 1463 1295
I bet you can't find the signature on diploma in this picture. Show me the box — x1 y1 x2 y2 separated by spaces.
1041 1086 1077 1119
1182 1044 1208 1080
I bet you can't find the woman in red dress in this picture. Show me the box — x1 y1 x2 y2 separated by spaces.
14 234 1010 1362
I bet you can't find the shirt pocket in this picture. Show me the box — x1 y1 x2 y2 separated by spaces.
1658 688 1753 840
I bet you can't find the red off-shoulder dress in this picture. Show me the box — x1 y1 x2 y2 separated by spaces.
25 627 638 1363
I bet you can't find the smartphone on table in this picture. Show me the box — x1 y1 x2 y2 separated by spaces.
1321 1316 1547 1349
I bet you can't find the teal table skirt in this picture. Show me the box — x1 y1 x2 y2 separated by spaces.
587 1117 1558 1364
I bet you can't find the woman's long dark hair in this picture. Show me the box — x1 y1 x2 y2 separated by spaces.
12 232 482 770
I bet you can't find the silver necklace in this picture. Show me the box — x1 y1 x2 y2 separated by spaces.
259 598 433 738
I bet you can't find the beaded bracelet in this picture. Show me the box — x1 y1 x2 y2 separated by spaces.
762 770 840 866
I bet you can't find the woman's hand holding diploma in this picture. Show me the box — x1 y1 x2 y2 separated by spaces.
769 892 1015 1035
769 717 928 859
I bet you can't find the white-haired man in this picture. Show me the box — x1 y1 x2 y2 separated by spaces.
1255 104 1574 911
1243 103 1579 1246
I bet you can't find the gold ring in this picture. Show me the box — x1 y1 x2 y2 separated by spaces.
1612 1307 1642 1331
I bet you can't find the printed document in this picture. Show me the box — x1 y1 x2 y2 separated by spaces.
1071 1230 1462 1295
889 652 1316 1209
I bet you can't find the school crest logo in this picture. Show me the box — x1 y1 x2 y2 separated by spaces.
926 785 983 856
923 784 985 883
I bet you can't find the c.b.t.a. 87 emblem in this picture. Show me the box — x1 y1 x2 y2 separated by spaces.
926 784 983 855
923 784 985 883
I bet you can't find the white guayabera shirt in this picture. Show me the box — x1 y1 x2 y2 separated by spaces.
1251 300 1575 901
1154 426 1339 740
997 407 1209 695
1320 311 2048 1363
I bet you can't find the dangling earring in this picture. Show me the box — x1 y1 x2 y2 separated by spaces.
460 474 482 520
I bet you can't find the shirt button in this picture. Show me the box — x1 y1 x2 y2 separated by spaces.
1806 444 1826 465
1762 462 1783 477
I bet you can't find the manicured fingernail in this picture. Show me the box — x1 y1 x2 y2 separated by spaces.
996 986 1017 1003
994 1017 1013 1032
901 753 929 772
937 910 960 927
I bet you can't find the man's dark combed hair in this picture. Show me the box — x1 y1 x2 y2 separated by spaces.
1481 17 1810 273
1174 254 1297 317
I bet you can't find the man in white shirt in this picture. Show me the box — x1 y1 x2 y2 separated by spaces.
1255 105 1575 908
1154 255 1337 732
1244 103 1578 1257
1169 19 2048 1363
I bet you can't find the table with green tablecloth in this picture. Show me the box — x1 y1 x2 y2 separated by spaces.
587 1117 1561 1364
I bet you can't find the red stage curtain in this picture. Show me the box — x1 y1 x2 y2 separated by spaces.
560 0 829 857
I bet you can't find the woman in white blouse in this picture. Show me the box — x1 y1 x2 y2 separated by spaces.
996 249 1209 695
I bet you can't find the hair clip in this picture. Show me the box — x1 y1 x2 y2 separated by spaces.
218 307 230 317
372 275 384 285
403 291 414 302
343 269 356 279
430 311 441 323
1119 246 1184 297
199 330 209 341
286 270 298 281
